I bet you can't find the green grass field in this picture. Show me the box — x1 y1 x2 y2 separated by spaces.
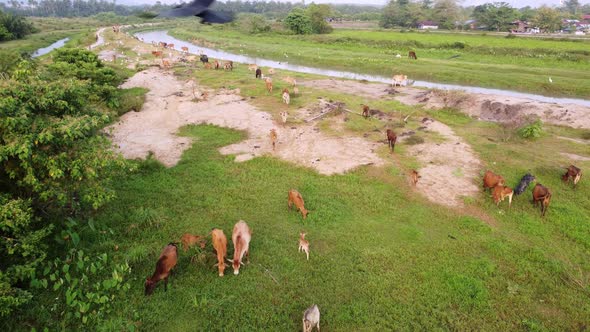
165 22 590 99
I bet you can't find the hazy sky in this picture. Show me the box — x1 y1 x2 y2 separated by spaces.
289 0 590 6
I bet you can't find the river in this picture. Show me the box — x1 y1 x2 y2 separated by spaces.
31 38 69 58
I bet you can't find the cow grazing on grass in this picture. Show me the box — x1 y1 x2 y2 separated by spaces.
298 232 310 260
492 185 513 208
386 129 397 152
282 88 290 105
180 233 205 252
514 173 536 195
214 60 220 70
161 59 171 68
280 111 288 125
248 64 258 71
532 183 552 217
362 104 370 119
151 51 163 57
256 68 262 79
265 78 273 93
211 228 228 277
392 74 408 87
159 42 167 48
270 129 278 151
230 221 252 275
167 43 175 49
224 61 233 71
409 51 417 59
200 54 209 64
288 189 309 219
410 169 421 186
303 305 320 332
181 46 189 54
145 243 178 295
483 170 505 191
562 165 582 186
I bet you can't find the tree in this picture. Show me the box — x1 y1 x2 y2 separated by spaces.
531 6 563 33
380 0 425 28
284 8 312 34
306 3 333 34
0 9 36 41
237 13 271 34
473 2 517 32
433 0 460 29
518 6 537 21
563 0 580 15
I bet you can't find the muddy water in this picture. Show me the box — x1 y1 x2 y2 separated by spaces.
32 38 69 58
135 30 590 108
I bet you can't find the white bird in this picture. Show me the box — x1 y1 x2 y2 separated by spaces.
548 77 553 83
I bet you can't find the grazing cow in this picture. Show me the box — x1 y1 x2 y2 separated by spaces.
302 305 320 332
270 129 278 151
223 61 233 71
248 64 258 71
298 232 310 260
409 51 417 59
180 233 206 252
268 68 276 75
482 170 505 191
492 185 514 208
200 54 209 64
283 76 297 87
386 129 397 152
280 111 288 125
151 51 163 57
288 189 309 219
410 169 421 186
145 243 178 295
562 165 582 186
214 60 220 70
362 104 370 119
532 183 552 217
181 46 189 54
204 63 212 69
211 228 228 277
392 74 408 87
514 173 536 195
265 78 273 93
230 221 252 275
159 42 167 48
167 43 175 49
161 59 171 68
255 68 262 79
282 88 290 105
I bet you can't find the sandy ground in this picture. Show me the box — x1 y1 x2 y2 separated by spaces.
561 153 590 162
407 118 482 207
301 79 590 129
107 68 384 175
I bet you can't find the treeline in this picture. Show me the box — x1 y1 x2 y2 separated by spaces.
0 9 36 41
0 0 141 17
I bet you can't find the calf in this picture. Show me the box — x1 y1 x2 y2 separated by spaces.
302 304 320 332
298 232 310 260
392 74 408 87
248 64 258 71
223 61 233 71
167 43 175 49
288 189 309 219
151 50 163 57
181 46 189 53
180 233 205 252
256 68 262 79
282 88 290 105
161 59 171 68
562 165 582 186
409 51 417 59
204 63 212 69
265 78 273 93
279 111 288 125
214 60 220 70
230 221 252 275
482 170 505 191
362 104 370 119
293 86 300 95
492 185 513 208
211 228 228 277
410 169 421 186
283 76 297 87
386 129 397 152
532 183 552 217
270 129 278 151
145 243 178 295
514 173 536 195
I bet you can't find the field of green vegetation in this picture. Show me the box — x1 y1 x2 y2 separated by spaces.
167 21 590 99
4 24 590 331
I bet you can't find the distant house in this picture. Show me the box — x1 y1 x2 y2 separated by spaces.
582 14 590 20
510 20 539 34
417 21 439 30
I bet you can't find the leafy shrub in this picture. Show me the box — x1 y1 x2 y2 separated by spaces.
0 196 52 317
116 87 147 116
284 8 313 35
30 249 131 328
237 14 272 34
518 120 544 139
0 10 37 41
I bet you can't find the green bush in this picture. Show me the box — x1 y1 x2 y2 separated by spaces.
284 8 313 35
518 120 544 139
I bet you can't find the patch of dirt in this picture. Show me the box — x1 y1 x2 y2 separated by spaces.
299 79 393 100
107 68 384 175
560 153 590 162
408 118 482 207
557 136 590 145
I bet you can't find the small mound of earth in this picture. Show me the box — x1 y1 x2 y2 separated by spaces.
408 118 482 207
107 68 384 175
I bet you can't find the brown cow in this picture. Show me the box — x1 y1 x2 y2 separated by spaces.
492 185 513 208
270 129 278 151
181 46 189 53
362 105 370 119
145 243 178 295
282 88 290 105
532 183 552 217
410 169 421 186
167 43 175 49
409 51 417 60
288 189 309 219
214 60 220 70
562 165 582 186
180 233 206 252
223 61 233 71
483 170 505 191
151 50 163 57
265 78 273 93
230 221 252 275
386 129 397 152
211 228 228 277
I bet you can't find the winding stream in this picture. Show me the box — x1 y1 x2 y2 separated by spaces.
32 38 69 58
135 30 590 108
